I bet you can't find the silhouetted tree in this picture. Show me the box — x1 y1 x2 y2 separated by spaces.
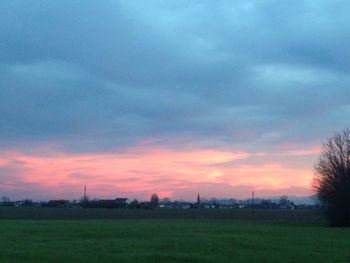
150 193 159 208
129 199 139 209
161 197 171 204
279 195 289 207
22 199 33 206
314 129 350 226
79 195 90 208
1 196 10 204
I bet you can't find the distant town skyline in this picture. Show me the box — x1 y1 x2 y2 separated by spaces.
1 1 350 200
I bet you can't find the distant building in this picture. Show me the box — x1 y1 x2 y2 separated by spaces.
190 194 201 209
115 198 128 208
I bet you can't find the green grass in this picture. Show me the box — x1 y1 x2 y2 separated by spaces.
0 207 324 221
0 219 349 263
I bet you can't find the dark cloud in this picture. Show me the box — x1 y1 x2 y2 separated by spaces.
0 0 350 153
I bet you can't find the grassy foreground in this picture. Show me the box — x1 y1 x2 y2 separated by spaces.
0 219 349 263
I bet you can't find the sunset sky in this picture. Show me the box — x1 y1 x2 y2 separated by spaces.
1 1 350 201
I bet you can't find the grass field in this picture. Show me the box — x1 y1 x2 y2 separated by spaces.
0 207 323 221
0 217 349 263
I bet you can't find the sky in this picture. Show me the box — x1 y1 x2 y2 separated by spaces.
1 0 350 201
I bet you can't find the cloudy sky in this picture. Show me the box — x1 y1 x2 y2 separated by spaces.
1 0 349 201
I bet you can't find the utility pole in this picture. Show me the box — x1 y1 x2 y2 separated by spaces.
83 185 87 207
84 185 87 201
251 191 255 216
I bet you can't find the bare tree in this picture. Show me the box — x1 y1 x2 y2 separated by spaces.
314 129 350 226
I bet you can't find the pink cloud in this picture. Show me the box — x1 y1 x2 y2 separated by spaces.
287 147 321 156
0 145 315 200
